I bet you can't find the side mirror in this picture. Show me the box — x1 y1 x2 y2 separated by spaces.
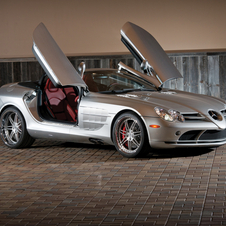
78 61 86 79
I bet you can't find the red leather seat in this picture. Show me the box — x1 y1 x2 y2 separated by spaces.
63 87 79 115
43 79 77 122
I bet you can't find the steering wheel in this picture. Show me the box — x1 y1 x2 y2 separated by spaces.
107 83 120 91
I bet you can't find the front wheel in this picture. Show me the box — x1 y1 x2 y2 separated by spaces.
112 112 149 158
0 107 35 148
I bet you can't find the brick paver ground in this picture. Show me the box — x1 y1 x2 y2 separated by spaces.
0 139 226 225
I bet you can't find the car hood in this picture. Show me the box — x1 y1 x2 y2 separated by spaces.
121 22 182 86
32 23 86 88
115 90 226 129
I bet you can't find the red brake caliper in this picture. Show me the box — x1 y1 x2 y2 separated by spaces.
122 125 128 147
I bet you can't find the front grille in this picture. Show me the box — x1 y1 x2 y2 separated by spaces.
200 130 226 140
178 129 226 143
179 130 202 140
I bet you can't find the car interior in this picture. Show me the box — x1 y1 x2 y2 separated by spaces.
39 75 79 123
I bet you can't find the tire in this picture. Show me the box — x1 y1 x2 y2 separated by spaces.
0 107 35 148
112 112 149 158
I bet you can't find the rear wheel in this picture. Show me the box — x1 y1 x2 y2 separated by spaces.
0 107 35 148
113 112 149 157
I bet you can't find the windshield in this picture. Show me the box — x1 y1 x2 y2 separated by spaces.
83 70 156 93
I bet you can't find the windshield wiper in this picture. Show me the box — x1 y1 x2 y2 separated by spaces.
99 88 155 94
121 88 155 93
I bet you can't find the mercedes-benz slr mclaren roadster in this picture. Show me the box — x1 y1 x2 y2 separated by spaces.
0 22 226 157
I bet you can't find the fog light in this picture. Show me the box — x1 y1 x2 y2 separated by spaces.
175 131 181 136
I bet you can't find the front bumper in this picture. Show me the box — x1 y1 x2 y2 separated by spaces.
143 116 226 149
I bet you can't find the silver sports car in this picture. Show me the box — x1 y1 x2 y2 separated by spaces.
0 22 226 157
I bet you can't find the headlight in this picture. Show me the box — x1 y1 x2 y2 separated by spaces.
154 107 185 122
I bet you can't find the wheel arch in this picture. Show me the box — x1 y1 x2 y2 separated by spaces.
110 109 150 143
0 104 35 148
0 104 16 116
0 104 29 130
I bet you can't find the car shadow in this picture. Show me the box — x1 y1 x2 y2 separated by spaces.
146 147 215 159
31 140 216 161
32 140 113 149
0 139 216 166
60 142 215 159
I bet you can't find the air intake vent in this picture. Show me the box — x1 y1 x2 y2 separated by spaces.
182 113 206 121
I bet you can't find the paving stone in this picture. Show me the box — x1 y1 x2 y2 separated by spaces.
0 139 226 225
